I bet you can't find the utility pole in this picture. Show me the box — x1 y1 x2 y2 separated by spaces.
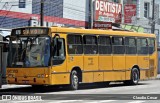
89 0 93 29
40 0 44 26
151 0 155 33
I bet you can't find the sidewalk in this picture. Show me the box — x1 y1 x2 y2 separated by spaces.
0 85 30 89
156 74 160 79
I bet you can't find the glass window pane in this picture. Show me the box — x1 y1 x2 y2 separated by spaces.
84 35 97 54
67 34 83 54
99 36 110 45
112 37 123 45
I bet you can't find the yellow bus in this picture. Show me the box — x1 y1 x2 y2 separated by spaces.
6 26 157 90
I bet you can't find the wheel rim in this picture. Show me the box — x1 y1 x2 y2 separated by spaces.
133 71 138 83
72 72 78 88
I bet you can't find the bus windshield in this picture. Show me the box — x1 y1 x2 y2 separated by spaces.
7 36 50 67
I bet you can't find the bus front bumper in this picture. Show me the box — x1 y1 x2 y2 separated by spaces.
6 76 50 85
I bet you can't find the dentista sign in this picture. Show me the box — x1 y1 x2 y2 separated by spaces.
95 0 122 23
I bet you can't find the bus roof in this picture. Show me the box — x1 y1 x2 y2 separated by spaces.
50 27 156 38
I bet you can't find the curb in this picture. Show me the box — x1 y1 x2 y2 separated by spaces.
141 77 160 81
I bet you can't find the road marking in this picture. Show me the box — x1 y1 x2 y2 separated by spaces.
99 100 117 102
84 102 98 103
144 91 160 94
47 100 83 103
127 101 145 103
85 100 117 103
10 100 43 103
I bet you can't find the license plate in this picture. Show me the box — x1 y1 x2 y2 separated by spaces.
23 81 29 83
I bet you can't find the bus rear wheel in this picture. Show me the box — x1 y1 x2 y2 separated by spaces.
70 70 79 90
124 68 139 85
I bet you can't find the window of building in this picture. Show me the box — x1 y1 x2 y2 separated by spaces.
144 2 150 18
84 35 97 54
67 35 83 54
19 0 26 8
98 36 112 54
112 0 119 3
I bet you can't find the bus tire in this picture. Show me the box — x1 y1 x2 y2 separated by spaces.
124 68 139 85
131 68 140 85
70 70 79 90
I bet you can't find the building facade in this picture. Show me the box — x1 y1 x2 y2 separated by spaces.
0 0 88 29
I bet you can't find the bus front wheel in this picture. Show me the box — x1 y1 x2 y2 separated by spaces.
70 70 79 90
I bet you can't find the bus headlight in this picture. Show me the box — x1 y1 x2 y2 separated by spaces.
45 74 49 78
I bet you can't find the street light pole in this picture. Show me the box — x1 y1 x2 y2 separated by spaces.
89 0 93 29
40 0 44 26
151 0 155 33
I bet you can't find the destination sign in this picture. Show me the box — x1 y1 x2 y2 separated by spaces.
11 28 49 36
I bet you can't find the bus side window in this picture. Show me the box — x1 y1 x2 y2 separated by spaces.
112 37 125 54
52 38 65 65
67 34 83 54
83 35 98 54
125 37 137 54
148 38 155 54
98 36 112 54
137 38 148 55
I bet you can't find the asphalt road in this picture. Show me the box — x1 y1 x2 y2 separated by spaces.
0 80 160 103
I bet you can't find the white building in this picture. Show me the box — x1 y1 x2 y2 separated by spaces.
0 0 88 30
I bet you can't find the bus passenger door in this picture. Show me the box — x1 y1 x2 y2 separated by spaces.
98 36 113 82
98 36 112 71
83 35 98 83
51 36 67 84
148 38 156 77
52 37 66 72
137 38 149 79
67 34 83 73
125 37 137 80
112 37 126 80
137 38 149 70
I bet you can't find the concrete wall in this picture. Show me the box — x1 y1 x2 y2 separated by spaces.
63 0 89 21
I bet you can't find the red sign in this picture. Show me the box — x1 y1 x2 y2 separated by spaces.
94 0 122 23
93 22 112 29
124 4 136 23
